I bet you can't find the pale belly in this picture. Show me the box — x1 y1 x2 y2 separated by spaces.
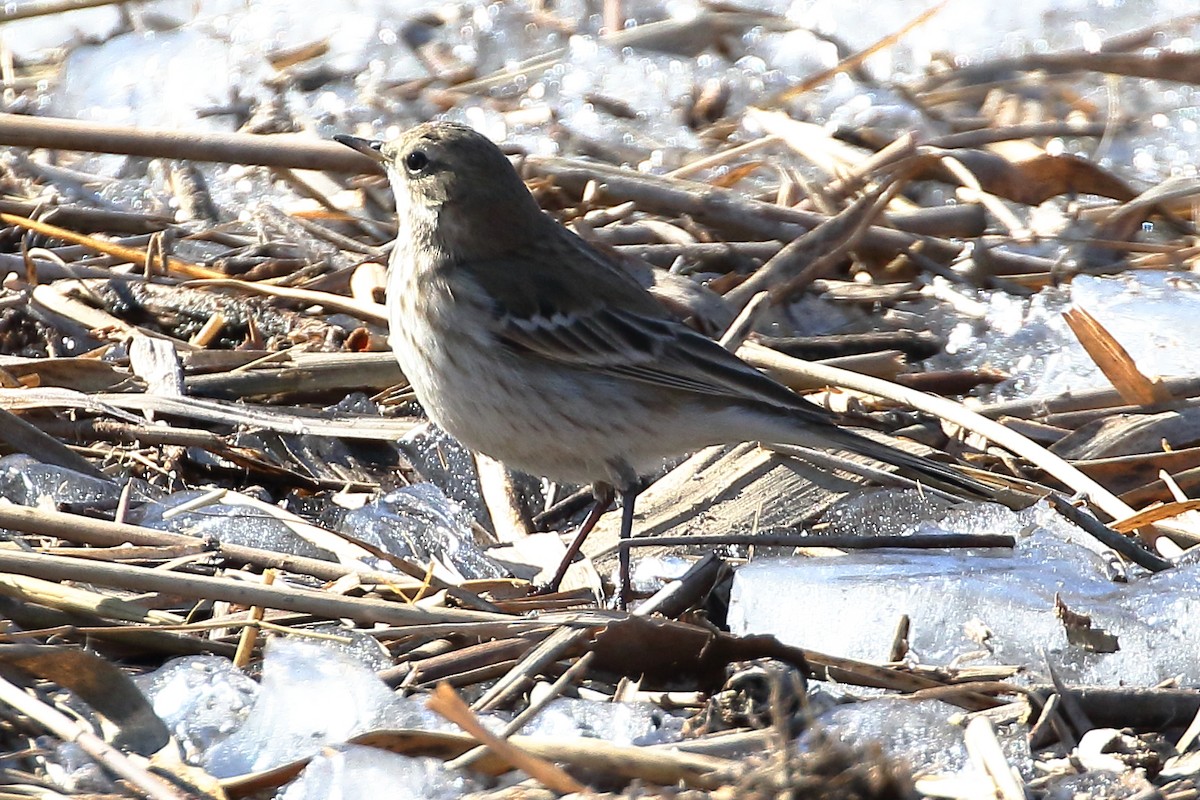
389 293 725 487
384 257 789 487
394 330 623 484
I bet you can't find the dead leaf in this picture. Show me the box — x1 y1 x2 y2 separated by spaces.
912 147 1136 206
1063 307 1172 406
0 644 170 754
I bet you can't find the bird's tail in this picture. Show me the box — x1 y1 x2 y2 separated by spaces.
771 409 995 500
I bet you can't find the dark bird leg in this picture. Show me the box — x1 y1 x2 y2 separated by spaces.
542 483 615 594
617 485 641 610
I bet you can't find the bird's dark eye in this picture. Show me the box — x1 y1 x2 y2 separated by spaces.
404 150 429 173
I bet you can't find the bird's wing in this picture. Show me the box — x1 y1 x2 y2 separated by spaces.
458 233 815 412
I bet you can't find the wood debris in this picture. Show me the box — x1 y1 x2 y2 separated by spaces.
0 4 1196 800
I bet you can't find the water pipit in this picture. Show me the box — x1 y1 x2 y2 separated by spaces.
336 122 977 607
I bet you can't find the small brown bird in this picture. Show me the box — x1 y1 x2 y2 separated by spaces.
336 123 976 605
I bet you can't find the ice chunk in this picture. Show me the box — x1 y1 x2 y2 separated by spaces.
135 656 259 762
518 696 684 746
778 0 1182 72
729 492 1200 686
811 698 1031 779
303 624 394 672
131 490 337 560
397 424 488 526
817 488 957 538
338 484 506 581
50 27 253 131
1037 769 1155 799
929 278 1073 401
1069 271 1200 378
276 744 474 800
550 38 704 161
0 453 121 509
218 0 417 76
39 740 116 794
0 6 124 61
203 637 451 777
626 554 694 595
929 272 1200 401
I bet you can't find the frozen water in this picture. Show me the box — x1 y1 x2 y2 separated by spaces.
203 637 454 778
0 453 128 510
816 488 957 538
1122 93 1200 183
0 5 124 62
51 28 250 131
930 272 1200 401
338 483 507 581
536 37 706 160
729 490 1200 686
303 624 395 672
276 744 474 800
137 639 482 777
40 740 116 794
518 696 685 746
134 655 260 763
396 424 488 527
625 554 695 594
932 277 1071 402
211 0 418 75
784 0 1199 74
130 490 338 560
47 0 425 130
14 0 1200 212
1070 271 1200 378
1039 769 1156 799
809 697 1032 779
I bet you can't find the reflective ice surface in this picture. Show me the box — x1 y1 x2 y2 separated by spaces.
809 698 1032 778
933 272 1200 401
135 655 260 763
0 453 123 509
337 483 507 580
730 490 1200 686
518 696 685 745
276 744 475 800
0 454 160 510
12 0 1198 210
202 637 455 777
131 489 338 560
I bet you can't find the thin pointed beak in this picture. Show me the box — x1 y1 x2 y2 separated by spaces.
333 134 386 163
